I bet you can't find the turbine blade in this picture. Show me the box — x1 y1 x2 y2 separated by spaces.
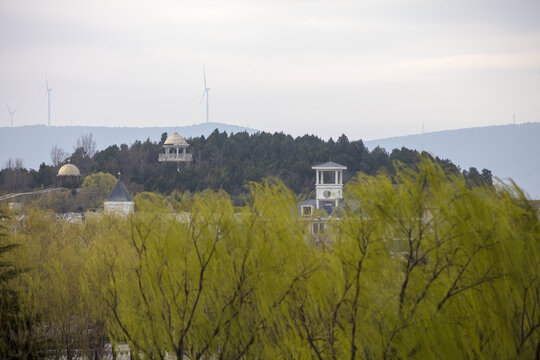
199 90 206 105
203 65 207 88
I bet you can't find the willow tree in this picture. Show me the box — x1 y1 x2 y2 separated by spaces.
282 159 539 359
0 208 30 359
4 207 109 359
86 181 319 359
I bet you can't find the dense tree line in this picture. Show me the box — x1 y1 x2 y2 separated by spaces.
0 130 493 200
0 159 537 359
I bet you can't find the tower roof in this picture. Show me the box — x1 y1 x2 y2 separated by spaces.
107 180 133 202
312 161 347 170
57 164 81 176
164 131 188 146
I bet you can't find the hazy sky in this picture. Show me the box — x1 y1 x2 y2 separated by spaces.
1 0 539 140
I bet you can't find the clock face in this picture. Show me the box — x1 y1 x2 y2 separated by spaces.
323 190 332 198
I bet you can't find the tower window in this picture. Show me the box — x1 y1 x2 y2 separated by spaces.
322 171 336 184
302 206 312 216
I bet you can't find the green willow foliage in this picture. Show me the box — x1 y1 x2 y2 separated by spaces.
291 161 540 359
0 209 48 359
3 159 539 359
0 208 25 359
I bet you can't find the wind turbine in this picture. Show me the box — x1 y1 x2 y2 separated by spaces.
200 66 210 123
5 103 16 127
46 74 52 126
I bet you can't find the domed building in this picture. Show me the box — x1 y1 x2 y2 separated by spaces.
57 163 81 188
58 163 81 177
158 132 193 162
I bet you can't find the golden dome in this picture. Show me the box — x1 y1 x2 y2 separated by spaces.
57 164 81 176
164 131 188 146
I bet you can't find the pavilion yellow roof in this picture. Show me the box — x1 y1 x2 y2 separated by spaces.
57 164 80 176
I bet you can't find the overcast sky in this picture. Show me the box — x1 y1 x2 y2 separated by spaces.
1 0 539 140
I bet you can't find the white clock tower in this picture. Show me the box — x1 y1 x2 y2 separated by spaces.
312 161 347 209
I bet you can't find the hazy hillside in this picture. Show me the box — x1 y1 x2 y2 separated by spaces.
0 122 257 170
365 123 540 199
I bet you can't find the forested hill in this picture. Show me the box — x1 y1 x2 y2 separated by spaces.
0 130 491 200
365 122 540 198
0 123 257 170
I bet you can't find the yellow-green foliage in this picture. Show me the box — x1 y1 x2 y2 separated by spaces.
2 159 539 359
81 171 117 201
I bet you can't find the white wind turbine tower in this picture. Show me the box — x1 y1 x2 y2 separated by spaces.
200 66 210 123
46 74 52 126
5 103 16 127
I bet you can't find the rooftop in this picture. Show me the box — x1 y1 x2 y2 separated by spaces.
164 131 188 146
57 164 81 176
107 180 133 202
312 161 347 170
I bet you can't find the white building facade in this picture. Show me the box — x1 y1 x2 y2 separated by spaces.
298 161 347 239
312 161 347 209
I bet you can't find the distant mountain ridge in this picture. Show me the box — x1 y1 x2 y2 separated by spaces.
0 122 257 170
365 123 540 199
